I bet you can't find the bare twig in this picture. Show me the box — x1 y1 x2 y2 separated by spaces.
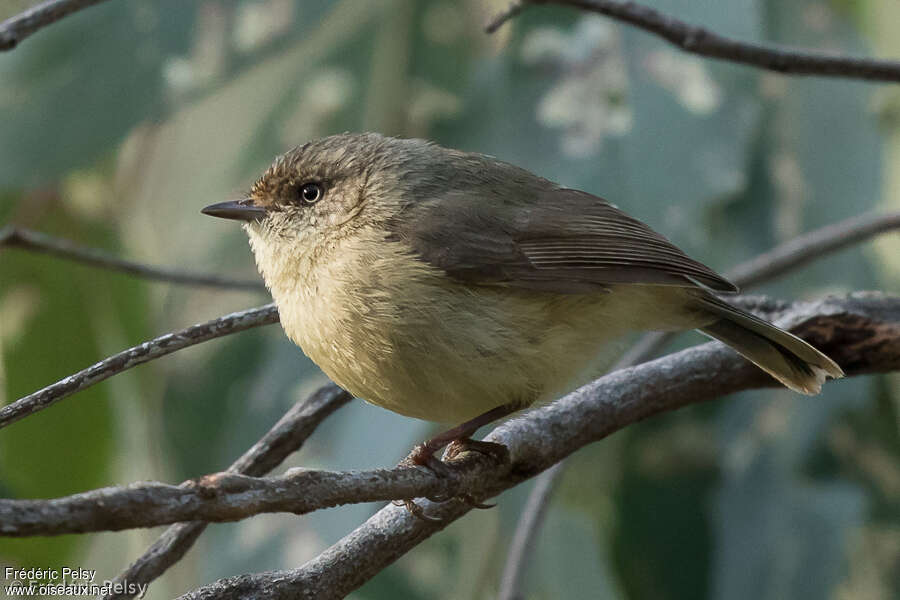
1 226 265 291
486 0 900 83
103 383 352 600
1 463 482 537
0 304 279 430
497 461 567 600
1 294 896 539
0 0 115 50
5 210 889 434
163 292 898 599
485 1 526 34
497 209 900 600
725 212 900 287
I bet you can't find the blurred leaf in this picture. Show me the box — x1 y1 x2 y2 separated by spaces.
0 0 196 188
711 393 867 600
0 215 150 565
0 0 893 596
531 507 622 600
610 413 718 600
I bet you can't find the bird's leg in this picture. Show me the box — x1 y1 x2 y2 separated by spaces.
398 403 518 520
401 402 518 473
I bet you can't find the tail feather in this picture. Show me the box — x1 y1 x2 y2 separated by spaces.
697 296 843 395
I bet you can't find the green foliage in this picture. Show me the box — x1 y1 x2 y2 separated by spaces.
0 0 896 598
0 215 147 565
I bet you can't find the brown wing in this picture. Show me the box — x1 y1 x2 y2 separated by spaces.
390 187 737 294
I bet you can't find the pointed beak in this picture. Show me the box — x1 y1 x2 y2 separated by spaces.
201 199 267 222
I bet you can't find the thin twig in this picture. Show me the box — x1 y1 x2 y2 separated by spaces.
496 209 900 600
485 1 526 34
725 211 900 287
103 383 352 600
1 465 485 536
162 292 898 599
486 0 900 82
497 461 567 600
1 226 265 291
0 304 279 430
0 0 115 50
1 294 897 538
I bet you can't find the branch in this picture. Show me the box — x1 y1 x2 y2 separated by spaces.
485 1 527 33
497 460 566 600
2 294 896 538
0 212 893 595
5 210 892 433
174 292 897 600
2 465 478 537
0 0 115 50
725 211 900 287
1 226 265 291
0 304 278 429
102 383 352 600
486 0 900 83
618 210 900 368
498 209 900 598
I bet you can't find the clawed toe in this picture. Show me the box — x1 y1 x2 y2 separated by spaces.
393 498 444 522
399 443 453 478
457 493 495 509
444 438 509 464
394 437 510 520
395 444 451 522
394 493 493 521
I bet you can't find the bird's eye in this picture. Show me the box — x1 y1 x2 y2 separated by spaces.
299 182 323 204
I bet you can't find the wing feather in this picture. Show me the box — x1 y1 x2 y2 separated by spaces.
390 186 737 294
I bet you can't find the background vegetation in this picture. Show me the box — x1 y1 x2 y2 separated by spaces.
1 0 898 598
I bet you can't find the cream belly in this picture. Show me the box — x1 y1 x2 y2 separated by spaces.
252 230 707 424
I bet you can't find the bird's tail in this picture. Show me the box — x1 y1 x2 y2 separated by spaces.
697 295 843 395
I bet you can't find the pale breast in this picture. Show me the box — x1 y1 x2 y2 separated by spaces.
257 228 706 424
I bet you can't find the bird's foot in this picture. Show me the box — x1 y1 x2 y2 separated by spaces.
443 438 509 508
444 438 509 464
396 437 509 521
391 498 444 522
399 441 454 478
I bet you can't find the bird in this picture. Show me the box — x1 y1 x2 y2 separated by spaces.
202 132 843 485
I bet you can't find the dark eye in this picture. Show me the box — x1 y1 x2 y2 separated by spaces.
299 182 323 204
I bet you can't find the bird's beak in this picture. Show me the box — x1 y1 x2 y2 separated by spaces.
201 198 267 222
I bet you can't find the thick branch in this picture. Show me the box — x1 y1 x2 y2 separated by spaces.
177 292 898 600
102 383 352 600
487 0 900 83
0 0 114 50
111 210 900 600
1 226 264 291
500 210 900 598
2 294 896 540
0 304 278 429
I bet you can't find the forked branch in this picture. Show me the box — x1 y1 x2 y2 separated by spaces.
103 383 352 600
2 294 897 539
499 210 900 599
172 292 896 599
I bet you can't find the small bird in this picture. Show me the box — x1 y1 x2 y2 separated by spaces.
203 132 843 476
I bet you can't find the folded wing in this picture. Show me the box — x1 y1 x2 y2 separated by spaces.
391 187 737 294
